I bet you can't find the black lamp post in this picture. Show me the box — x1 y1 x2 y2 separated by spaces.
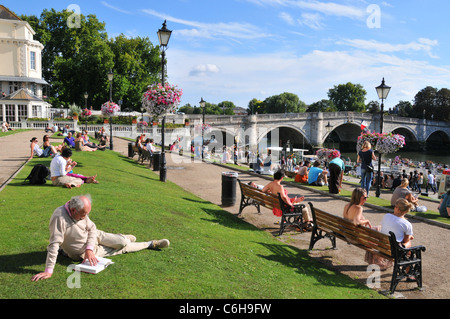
375 77 391 198
200 97 206 159
108 69 114 151
84 92 88 131
157 20 172 182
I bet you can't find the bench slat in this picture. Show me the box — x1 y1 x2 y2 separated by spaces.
240 183 280 210
313 207 392 257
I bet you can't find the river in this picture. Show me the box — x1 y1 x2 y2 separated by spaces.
341 150 450 167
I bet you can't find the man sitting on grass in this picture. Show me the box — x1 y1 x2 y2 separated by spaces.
63 132 75 148
31 194 170 281
307 161 328 186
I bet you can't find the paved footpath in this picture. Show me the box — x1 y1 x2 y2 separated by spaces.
1 131 449 299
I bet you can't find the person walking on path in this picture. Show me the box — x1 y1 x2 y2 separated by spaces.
357 141 377 196
31 194 170 281
328 151 345 194
426 170 437 194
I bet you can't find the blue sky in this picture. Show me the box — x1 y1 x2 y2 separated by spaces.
3 0 450 110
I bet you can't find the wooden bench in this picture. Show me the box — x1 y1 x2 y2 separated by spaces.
132 144 153 164
237 179 305 236
307 202 426 294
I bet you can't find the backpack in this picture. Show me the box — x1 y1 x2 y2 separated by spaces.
24 164 50 185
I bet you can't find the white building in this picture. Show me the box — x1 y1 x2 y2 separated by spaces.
0 5 51 122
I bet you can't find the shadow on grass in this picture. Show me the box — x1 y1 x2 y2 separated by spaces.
255 242 365 289
0 251 72 275
201 207 264 232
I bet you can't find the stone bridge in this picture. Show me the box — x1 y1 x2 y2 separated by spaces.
169 112 450 153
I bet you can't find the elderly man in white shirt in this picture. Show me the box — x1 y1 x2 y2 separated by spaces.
50 148 83 188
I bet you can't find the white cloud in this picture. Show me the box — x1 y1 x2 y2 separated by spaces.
167 48 450 108
101 1 132 15
141 9 272 40
246 0 366 20
189 64 221 76
337 38 440 58
279 12 296 25
297 13 324 30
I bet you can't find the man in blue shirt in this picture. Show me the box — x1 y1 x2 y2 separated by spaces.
64 132 75 148
308 161 328 186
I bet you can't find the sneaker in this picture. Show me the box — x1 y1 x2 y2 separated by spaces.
148 239 170 249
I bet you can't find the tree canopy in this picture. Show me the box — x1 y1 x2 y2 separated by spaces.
21 9 161 111
327 82 367 112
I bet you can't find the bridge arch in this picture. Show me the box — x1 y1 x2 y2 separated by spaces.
256 124 312 151
425 130 450 151
322 121 362 152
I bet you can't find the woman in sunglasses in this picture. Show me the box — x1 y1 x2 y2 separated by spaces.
343 187 372 228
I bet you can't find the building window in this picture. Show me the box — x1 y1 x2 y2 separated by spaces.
18 105 28 121
30 51 36 70
31 83 37 96
32 105 42 118
5 105 15 122
8 82 21 94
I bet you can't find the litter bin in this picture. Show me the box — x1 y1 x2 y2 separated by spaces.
153 152 161 171
221 172 238 207
128 142 134 158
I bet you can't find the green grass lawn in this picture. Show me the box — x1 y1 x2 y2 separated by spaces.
0 149 384 299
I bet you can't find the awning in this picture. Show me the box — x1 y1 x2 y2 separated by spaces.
0 76 48 85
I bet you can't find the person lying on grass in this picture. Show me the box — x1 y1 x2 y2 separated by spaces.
31 194 170 281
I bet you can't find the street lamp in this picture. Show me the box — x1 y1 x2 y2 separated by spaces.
108 69 114 151
84 92 88 131
157 20 172 182
375 77 391 198
200 97 206 159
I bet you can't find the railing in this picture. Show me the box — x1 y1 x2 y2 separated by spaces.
7 120 193 146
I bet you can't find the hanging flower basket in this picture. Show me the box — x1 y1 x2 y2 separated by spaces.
194 124 212 134
101 101 120 117
357 131 405 154
138 121 148 128
141 83 183 118
81 108 92 117
316 148 341 161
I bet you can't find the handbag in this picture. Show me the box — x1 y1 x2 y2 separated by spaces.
366 164 374 173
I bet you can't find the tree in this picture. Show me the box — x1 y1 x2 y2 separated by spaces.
217 101 236 115
413 86 437 119
393 101 414 117
20 9 161 111
178 104 195 114
108 34 161 111
327 82 367 112
434 88 450 122
21 9 114 108
306 99 336 112
365 100 380 114
263 92 307 114
247 98 264 114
